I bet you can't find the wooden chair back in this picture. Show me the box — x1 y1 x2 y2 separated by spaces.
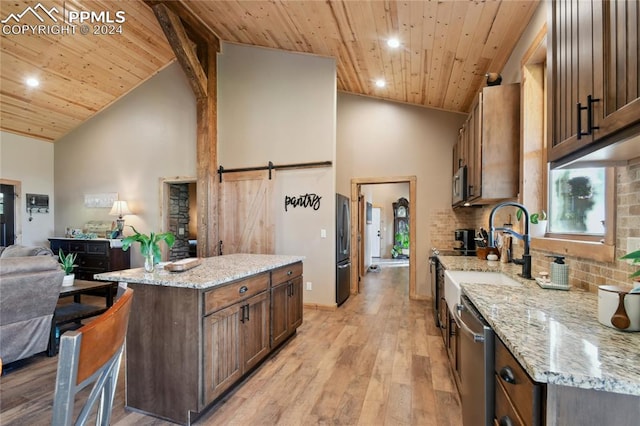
52 288 133 426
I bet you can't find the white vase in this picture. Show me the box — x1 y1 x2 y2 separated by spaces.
530 220 547 238
62 273 75 287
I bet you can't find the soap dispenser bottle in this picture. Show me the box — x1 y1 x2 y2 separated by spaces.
549 255 568 287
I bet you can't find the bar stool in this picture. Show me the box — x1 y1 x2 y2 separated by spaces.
51 288 133 425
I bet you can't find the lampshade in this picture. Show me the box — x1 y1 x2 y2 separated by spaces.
109 200 132 218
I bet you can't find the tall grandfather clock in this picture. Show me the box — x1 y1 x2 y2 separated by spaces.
392 197 409 258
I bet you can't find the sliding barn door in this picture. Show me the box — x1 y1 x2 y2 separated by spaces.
218 170 274 255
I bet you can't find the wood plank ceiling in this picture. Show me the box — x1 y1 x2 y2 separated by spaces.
0 0 539 142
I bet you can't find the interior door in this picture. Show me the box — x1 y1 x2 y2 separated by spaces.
370 207 381 258
358 194 365 279
0 184 16 246
218 170 274 255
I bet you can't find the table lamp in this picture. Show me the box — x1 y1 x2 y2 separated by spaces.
109 200 132 238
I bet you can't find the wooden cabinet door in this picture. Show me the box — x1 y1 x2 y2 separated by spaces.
288 277 303 330
203 303 242 404
242 291 270 372
270 282 290 348
594 0 640 140
549 0 639 162
548 0 597 160
466 97 481 201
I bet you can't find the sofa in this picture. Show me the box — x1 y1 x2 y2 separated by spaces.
0 246 64 364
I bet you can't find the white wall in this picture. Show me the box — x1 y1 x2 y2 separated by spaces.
54 62 197 266
218 43 337 307
337 93 466 297
0 132 55 246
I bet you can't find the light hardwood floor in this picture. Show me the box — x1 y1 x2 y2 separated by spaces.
0 265 462 425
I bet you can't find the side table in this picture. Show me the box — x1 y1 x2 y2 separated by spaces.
48 280 118 356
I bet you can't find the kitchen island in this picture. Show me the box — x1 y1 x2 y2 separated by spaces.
95 253 304 425
438 255 640 425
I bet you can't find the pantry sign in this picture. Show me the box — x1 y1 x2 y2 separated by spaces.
1 2 126 36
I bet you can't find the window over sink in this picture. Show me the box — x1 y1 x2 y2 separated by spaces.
548 167 606 236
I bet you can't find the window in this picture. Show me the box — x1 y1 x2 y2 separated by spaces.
548 167 606 236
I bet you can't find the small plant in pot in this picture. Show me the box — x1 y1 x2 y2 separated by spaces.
621 249 640 282
58 249 77 287
121 225 176 272
517 209 547 238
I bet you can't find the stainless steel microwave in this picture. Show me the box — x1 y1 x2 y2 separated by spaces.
452 165 467 206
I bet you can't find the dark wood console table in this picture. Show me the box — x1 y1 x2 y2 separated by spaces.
47 280 118 356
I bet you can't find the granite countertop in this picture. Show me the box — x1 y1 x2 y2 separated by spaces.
438 255 640 396
94 253 304 290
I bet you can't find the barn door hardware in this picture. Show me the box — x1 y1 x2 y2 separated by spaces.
217 160 332 182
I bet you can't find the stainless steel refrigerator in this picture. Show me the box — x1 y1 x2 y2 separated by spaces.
336 193 351 306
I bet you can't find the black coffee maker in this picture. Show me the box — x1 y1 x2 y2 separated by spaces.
454 229 476 256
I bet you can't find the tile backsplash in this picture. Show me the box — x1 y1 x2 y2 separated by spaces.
432 160 639 292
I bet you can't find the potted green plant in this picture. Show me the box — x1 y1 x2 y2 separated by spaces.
122 225 176 272
517 209 547 238
58 249 77 287
621 249 640 280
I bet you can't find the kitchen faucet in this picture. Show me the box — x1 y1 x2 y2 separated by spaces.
488 201 532 279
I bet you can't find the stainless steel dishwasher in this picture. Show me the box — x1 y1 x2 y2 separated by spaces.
454 294 495 426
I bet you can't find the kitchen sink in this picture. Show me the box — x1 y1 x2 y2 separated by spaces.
444 270 521 314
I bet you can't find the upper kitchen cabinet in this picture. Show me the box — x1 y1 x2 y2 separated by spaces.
453 83 520 206
548 0 640 164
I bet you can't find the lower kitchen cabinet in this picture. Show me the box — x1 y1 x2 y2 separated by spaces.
270 262 303 348
203 290 270 403
441 301 461 391
495 337 544 426
125 262 302 424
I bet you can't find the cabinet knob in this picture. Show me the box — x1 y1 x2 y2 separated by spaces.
287 270 292 275
499 366 516 384
239 286 248 294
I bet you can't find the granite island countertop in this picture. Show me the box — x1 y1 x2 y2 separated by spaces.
94 253 304 290
438 255 640 397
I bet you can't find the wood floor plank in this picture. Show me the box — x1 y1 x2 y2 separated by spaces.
0 265 462 425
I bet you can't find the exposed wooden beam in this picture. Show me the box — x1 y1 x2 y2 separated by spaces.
150 2 208 99
146 0 220 258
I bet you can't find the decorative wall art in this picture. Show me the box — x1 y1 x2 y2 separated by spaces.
284 193 322 211
26 193 49 221
84 192 118 208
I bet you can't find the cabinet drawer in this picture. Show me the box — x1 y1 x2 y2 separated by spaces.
205 272 269 314
271 262 302 285
86 242 108 255
69 241 87 253
495 338 543 425
495 376 525 426
78 256 108 269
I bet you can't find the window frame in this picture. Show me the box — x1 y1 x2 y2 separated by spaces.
532 167 615 263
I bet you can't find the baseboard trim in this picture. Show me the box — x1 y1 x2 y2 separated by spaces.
303 302 337 311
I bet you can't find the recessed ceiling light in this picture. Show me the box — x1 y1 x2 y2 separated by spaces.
25 77 39 88
387 38 400 48
375 79 386 88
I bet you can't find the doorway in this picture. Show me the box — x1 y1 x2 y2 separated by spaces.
350 176 417 299
0 179 21 246
161 177 197 261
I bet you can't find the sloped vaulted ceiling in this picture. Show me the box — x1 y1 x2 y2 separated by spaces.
0 0 539 142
